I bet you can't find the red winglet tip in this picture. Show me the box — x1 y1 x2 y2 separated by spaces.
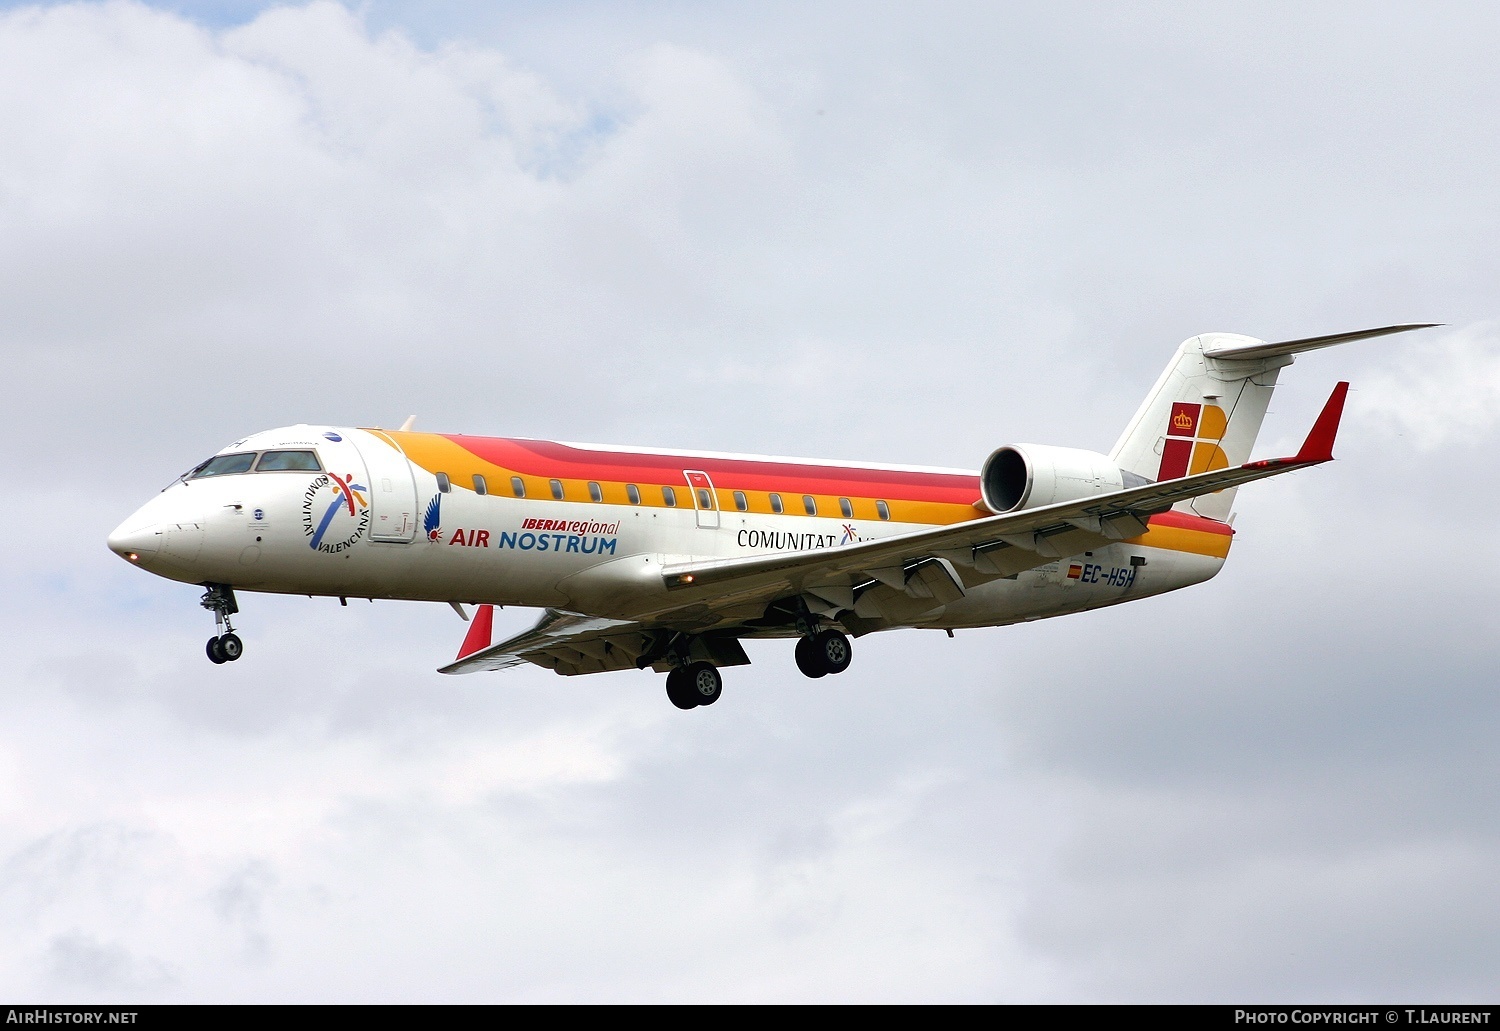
456 604 494 660
1294 381 1349 463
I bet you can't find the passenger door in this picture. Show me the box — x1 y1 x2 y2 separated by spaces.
351 429 419 542
683 470 720 530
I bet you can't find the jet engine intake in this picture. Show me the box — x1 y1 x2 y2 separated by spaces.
979 444 1139 513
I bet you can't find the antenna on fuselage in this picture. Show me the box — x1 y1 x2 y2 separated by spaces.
398 415 416 432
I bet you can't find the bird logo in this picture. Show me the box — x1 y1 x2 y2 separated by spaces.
423 494 442 542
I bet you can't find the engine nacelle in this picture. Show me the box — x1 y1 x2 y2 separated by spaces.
979 444 1136 514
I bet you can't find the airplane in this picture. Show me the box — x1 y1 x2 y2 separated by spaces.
107 324 1433 709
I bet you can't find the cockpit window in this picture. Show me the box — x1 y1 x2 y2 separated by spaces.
190 453 256 479
255 450 322 472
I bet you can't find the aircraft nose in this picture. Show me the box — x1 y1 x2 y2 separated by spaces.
107 517 162 563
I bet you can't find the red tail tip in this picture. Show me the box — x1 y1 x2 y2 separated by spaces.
1294 381 1350 463
456 604 494 660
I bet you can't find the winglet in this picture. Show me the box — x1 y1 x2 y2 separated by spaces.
456 604 494 660
1294 381 1350 463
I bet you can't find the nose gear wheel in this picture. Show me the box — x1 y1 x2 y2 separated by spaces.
201 583 245 663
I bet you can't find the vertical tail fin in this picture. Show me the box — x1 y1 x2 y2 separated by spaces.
1109 325 1435 521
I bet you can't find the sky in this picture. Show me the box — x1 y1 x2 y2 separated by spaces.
1 0 1497 1002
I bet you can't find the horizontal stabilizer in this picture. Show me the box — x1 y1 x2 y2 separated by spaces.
1204 324 1438 362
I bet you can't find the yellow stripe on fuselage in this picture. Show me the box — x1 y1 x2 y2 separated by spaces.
373 429 1233 558
1125 524 1233 559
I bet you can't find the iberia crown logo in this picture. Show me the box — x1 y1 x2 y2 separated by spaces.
1173 411 1194 430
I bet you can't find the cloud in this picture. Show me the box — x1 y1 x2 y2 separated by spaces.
1 0 1497 1003
1354 323 1500 449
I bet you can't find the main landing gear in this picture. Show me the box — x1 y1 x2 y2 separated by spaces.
795 629 852 679
664 662 722 710
658 625 853 710
201 583 244 664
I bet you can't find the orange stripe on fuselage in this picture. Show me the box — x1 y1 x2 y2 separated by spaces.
379 431 984 525
1126 510 1234 559
371 430 1236 555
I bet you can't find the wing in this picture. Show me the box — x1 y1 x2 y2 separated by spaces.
439 608 752 676
445 382 1349 675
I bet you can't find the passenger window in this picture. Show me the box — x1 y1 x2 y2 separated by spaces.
839 497 853 518
589 481 603 503
511 476 526 498
550 479 565 500
733 491 747 512
436 472 451 494
770 493 784 514
696 488 712 509
662 486 677 507
255 450 321 472
876 500 891 521
190 453 256 479
627 484 642 505
473 474 488 496
803 495 817 516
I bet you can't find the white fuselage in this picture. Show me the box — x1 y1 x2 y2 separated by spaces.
108 425 1225 639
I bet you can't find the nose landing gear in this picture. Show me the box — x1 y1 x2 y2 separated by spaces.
201 583 244 664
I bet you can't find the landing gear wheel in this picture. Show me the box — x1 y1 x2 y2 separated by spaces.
795 636 829 678
687 662 722 706
218 633 243 662
200 584 242 664
665 667 698 710
813 629 852 675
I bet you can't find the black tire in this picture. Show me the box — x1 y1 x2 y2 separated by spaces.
665 667 698 709
206 636 227 664
687 662 722 706
794 636 829 678
814 629 852 675
219 632 244 661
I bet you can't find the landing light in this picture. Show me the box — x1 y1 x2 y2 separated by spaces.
127 553 139 562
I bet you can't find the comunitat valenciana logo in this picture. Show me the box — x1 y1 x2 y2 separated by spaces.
302 472 370 553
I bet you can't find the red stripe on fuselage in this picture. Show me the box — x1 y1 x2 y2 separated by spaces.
441 435 983 505
1146 510 1234 535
